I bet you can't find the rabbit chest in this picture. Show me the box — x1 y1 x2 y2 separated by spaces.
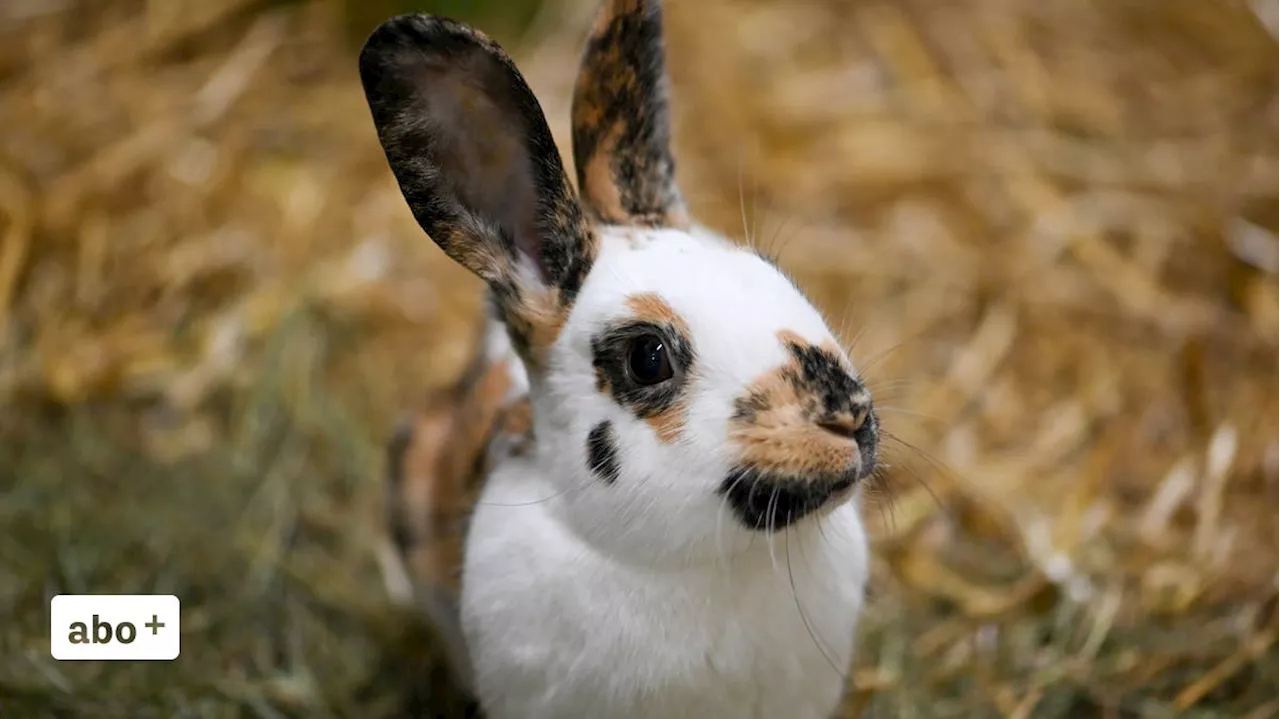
460 465 869 719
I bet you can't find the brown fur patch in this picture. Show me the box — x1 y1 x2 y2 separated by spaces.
776 329 806 348
581 122 627 223
571 0 690 229
730 418 857 477
646 409 685 444
502 282 577 371
500 195 601 372
730 367 853 477
626 291 689 333
386 352 533 595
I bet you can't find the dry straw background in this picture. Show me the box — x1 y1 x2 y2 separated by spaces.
0 0 1277 716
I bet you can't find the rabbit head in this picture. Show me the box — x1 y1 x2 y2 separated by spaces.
360 0 878 564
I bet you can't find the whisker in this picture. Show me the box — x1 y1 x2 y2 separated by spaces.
749 163 760 253
786 519 843 678
880 433 951 512
737 157 753 250
768 216 807 266
861 378 915 395
814 508 835 550
763 209 797 265
852 339 911 377
841 317 871 359
829 294 862 358
766 483 781 574
861 466 900 535
882 431 956 478
474 478 579 507
723 467 761 554
714 498 745 584
874 405 945 426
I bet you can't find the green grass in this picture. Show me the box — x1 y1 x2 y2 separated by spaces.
0 311 473 718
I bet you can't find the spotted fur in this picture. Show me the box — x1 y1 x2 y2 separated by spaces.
379 316 531 700
721 333 878 531
362 3 878 718
572 0 688 228
585 420 622 483
589 292 695 443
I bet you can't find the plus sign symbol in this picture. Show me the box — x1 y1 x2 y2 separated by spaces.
50 595 181 661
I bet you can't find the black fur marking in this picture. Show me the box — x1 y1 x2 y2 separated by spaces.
384 418 416 553
784 342 864 416
718 468 859 532
590 320 695 419
586 420 622 484
731 392 771 424
359 14 596 325
856 409 879 474
782 340 879 468
572 1 683 226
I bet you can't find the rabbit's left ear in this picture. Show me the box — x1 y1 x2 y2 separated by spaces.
571 0 689 229
360 15 596 365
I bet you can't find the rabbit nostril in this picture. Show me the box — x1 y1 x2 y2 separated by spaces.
817 407 869 441
817 419 858 440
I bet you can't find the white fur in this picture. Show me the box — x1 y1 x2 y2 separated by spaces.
460 225 871 719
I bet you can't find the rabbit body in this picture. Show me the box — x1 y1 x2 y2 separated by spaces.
459 226 869 719
359 2 880 717
463 458 867 719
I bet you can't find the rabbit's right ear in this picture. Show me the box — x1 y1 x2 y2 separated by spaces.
571 0 688 230
360 15 597 367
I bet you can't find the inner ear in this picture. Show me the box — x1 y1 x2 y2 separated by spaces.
425 65 542 269
571 0 689 229
359 14 597 296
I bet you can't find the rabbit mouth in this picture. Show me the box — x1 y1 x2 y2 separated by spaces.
717 466 863 532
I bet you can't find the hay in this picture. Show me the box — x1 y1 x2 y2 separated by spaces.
0 0 1275 716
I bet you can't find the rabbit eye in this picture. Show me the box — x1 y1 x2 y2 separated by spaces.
626 334 674 386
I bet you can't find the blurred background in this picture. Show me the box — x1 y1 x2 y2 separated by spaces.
0 0 1276 716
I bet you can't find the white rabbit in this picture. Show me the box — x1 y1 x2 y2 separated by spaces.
361 1 879 717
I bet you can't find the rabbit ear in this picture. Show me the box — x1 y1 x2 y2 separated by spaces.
360 15 597 366
571 0 689 229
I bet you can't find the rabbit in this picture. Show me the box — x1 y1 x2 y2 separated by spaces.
360 0 879 717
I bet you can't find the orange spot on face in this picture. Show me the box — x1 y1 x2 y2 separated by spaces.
626 292 691 335
729 333 862 479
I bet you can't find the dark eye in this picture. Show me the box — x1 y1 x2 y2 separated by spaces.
626 334 674 386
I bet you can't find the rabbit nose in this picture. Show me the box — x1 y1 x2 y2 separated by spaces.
816 407 870 441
